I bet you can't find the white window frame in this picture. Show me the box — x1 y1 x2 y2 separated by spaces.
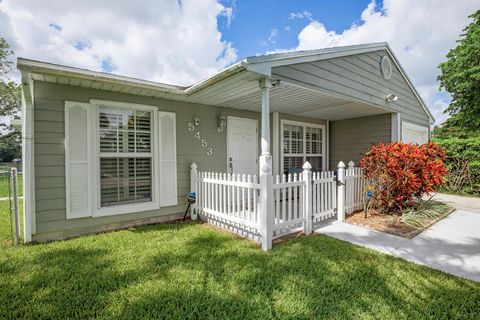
280 120 326 174
90 99 160 217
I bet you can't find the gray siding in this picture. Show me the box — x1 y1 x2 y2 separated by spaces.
33 81 261 239
272 49 430 126
329 114 391 169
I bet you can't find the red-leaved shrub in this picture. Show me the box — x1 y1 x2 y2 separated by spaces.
359 142 447 212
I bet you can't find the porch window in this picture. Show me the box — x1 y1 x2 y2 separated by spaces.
99 106 153 207
282 121 325 174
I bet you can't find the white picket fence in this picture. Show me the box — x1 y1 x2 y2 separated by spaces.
312 171 337 223
273 173 305 237
190 160 365 249
190 164 261 239
345 162 366 214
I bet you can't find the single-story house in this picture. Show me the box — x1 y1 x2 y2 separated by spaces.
17 42 434 242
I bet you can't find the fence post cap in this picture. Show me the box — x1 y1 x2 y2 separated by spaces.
302 161 312 170
348 160 355 168
338 161 345 168
191 163 197 170
10 167 17 173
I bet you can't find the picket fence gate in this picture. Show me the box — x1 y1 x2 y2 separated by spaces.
190 160 365 250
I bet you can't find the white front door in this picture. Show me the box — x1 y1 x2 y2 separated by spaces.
227 117 258 175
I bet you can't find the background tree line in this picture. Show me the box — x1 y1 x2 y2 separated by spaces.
0 38 21 163
434 9 480 196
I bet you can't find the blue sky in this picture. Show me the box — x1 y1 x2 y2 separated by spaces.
218 0 379 59
1 0 478 124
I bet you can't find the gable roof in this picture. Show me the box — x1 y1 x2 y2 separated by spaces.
17 42 434 121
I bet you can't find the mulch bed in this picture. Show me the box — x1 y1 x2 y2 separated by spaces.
345 209 445 239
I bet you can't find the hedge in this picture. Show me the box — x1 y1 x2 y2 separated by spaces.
433 137 480 196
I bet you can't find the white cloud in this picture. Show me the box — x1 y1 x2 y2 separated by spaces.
289 11 312 20
260 28 279 47
289 0 478 125
0 0 237 86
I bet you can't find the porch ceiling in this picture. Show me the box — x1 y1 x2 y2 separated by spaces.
203 76 390 121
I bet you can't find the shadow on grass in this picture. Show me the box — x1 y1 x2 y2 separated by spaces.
1 222 479 319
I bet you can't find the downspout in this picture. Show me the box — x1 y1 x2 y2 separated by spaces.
21 72 35 242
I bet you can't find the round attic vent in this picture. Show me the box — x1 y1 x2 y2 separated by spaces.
380 56 392 80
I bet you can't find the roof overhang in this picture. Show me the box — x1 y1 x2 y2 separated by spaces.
17 42 434 123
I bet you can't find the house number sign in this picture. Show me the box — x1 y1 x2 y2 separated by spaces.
188 118 213 156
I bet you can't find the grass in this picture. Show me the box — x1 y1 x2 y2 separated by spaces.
0 204 479 319
0 172 23 198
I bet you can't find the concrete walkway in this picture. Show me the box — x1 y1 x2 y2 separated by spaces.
316 194 480 282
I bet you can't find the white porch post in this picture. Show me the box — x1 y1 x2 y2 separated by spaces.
337 161 346 222
302 162 313 235
190 163 198 220
259 78 274 251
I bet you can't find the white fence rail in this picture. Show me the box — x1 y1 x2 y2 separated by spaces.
190 160 365 250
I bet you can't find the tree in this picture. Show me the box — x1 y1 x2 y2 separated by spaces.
0 38 22 162
437 10 480 135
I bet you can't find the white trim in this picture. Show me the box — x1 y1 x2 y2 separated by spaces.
391 113 401 142
65 101 93 219
18 58 184 94
90 99 158 111
280 119 326 174
91 100 161 217
158 111 177 207
21 72 34 241
226 116 259 174
272 112 279 176
93 201 159 217
326 120 330 170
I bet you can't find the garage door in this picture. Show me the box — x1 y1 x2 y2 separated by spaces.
402 121 429 144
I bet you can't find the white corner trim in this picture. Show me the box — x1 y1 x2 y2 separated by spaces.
21 75 35 242
391 113 401 142
272 112 279 176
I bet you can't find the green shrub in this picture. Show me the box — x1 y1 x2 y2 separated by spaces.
433 137 480 195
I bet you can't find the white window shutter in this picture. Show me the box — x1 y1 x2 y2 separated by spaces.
65 101 92 219
158 111 177 206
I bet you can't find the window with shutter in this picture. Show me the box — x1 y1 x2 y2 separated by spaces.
65 101 92 219
66 99 177 218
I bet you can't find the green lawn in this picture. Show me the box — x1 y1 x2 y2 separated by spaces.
0 206 479 319
0 172 23 198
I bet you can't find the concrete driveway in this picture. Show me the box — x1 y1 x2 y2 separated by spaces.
316 193 480 282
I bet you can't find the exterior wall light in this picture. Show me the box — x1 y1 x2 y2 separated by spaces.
217 116 226 132
385 94 398 103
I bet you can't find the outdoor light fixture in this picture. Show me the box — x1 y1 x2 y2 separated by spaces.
385 94 398 103
217 116 226 132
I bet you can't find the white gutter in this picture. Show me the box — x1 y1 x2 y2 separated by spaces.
183 61 247 95
17 58 186 95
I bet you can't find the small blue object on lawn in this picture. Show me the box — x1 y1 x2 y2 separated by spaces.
183 192 196 220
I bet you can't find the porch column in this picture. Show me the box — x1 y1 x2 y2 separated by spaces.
259 78 273 251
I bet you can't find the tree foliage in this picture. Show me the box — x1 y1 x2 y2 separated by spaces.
434 137 480 196
0 38 22 162
360 142 447 213
437 9 480 134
